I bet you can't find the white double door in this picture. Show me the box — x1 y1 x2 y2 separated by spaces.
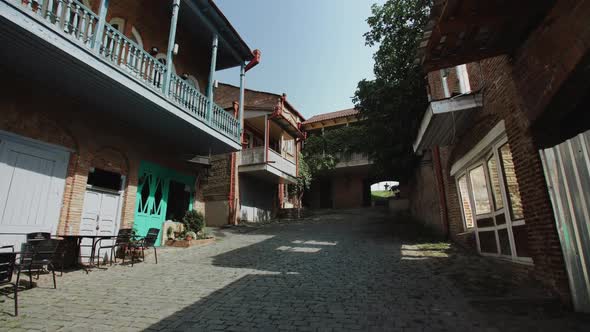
79 189 122 263
0 133 69 249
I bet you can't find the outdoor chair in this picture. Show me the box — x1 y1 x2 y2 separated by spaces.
0 252 18 316
0 245 14 252
131 228 160 264
26 232 51 241
26 233 65 276
95 228 134 266
17 240 60 290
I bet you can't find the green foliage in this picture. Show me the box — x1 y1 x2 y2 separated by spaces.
302 125 367 175
186 231 197 239
166 226 174 239
182 210 205 233
354 0 432 180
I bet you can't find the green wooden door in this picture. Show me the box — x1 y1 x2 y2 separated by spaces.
134 161 195 246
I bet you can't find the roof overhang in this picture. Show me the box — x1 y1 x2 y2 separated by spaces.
416 0 555 72
413 92 483 152
182 0 253 70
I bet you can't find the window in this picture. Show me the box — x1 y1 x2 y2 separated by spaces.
282 139 295 156
457 175 474 229
455 64 471 93
499 143 524 220
487 156 503 210
87 168 122 191
440 68 451 98
469 165 491 215
454 135 531 263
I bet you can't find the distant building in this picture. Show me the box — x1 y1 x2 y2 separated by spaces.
205 84 305 225
302 108 373 209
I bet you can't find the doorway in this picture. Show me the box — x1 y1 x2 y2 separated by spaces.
79 168 125 262
133 161 195 246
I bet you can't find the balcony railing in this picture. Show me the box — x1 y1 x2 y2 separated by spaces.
335 152 372 168
240 147 296 177
10 0 240 142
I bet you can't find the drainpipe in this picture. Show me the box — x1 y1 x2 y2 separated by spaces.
228 102 240 225
432 145 450 238
245 49 261 72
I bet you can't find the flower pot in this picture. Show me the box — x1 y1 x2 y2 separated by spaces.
185 235 193 241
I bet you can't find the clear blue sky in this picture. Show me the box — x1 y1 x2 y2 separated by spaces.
215 0 383 119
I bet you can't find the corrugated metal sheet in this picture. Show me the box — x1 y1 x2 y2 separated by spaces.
540 130 590 312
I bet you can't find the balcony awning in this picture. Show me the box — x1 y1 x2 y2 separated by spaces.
413 92 483 152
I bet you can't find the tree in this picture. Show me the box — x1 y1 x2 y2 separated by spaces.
290 152 312 218
354 0 432 180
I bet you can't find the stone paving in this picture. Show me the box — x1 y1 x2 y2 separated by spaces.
1 209 588 331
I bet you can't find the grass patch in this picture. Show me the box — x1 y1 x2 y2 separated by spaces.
416 242 451 251
371 190 393 201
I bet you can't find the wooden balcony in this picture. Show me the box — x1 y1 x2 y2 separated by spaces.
239 147 297 184
0 0 244 154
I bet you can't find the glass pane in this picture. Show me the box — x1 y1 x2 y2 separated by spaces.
478 231 498 254
487 156 504 210
512 225 531 258
469 165 491 215
495 213 506 225
476 217 495 228
458 176 474 228
499 143 524 220
498 229 511 256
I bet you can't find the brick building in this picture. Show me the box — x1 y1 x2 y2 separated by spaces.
204 84 305 225
410 0 590 311
0 0 254 248
302 109 373 209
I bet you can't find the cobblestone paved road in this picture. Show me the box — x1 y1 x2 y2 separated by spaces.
1 209 588 331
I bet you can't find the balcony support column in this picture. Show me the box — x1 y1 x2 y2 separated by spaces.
93 0 109 53
264 114 269 163
207 34 219 122
163 0 181 95
238 62 246 138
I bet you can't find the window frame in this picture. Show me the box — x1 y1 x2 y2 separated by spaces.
454 135 532 265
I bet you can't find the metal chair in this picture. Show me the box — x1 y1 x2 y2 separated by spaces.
132 228 160 264
26 233 65 276
0 252 18 316
95 228 134 266
17 240 60 289
26 232 51 241
0 245 14 252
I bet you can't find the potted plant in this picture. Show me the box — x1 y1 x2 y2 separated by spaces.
166 226 174 240
185 231 197 241
182 210 205 234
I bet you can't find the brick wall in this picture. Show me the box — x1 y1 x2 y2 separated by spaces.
407 152 445 234
0 78 204 235
332 174 365 209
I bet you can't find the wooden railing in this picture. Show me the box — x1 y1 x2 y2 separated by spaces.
10 0 241 142
212 103 239 140
169 73 209 120
23 0 98 46
99 23 166 92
